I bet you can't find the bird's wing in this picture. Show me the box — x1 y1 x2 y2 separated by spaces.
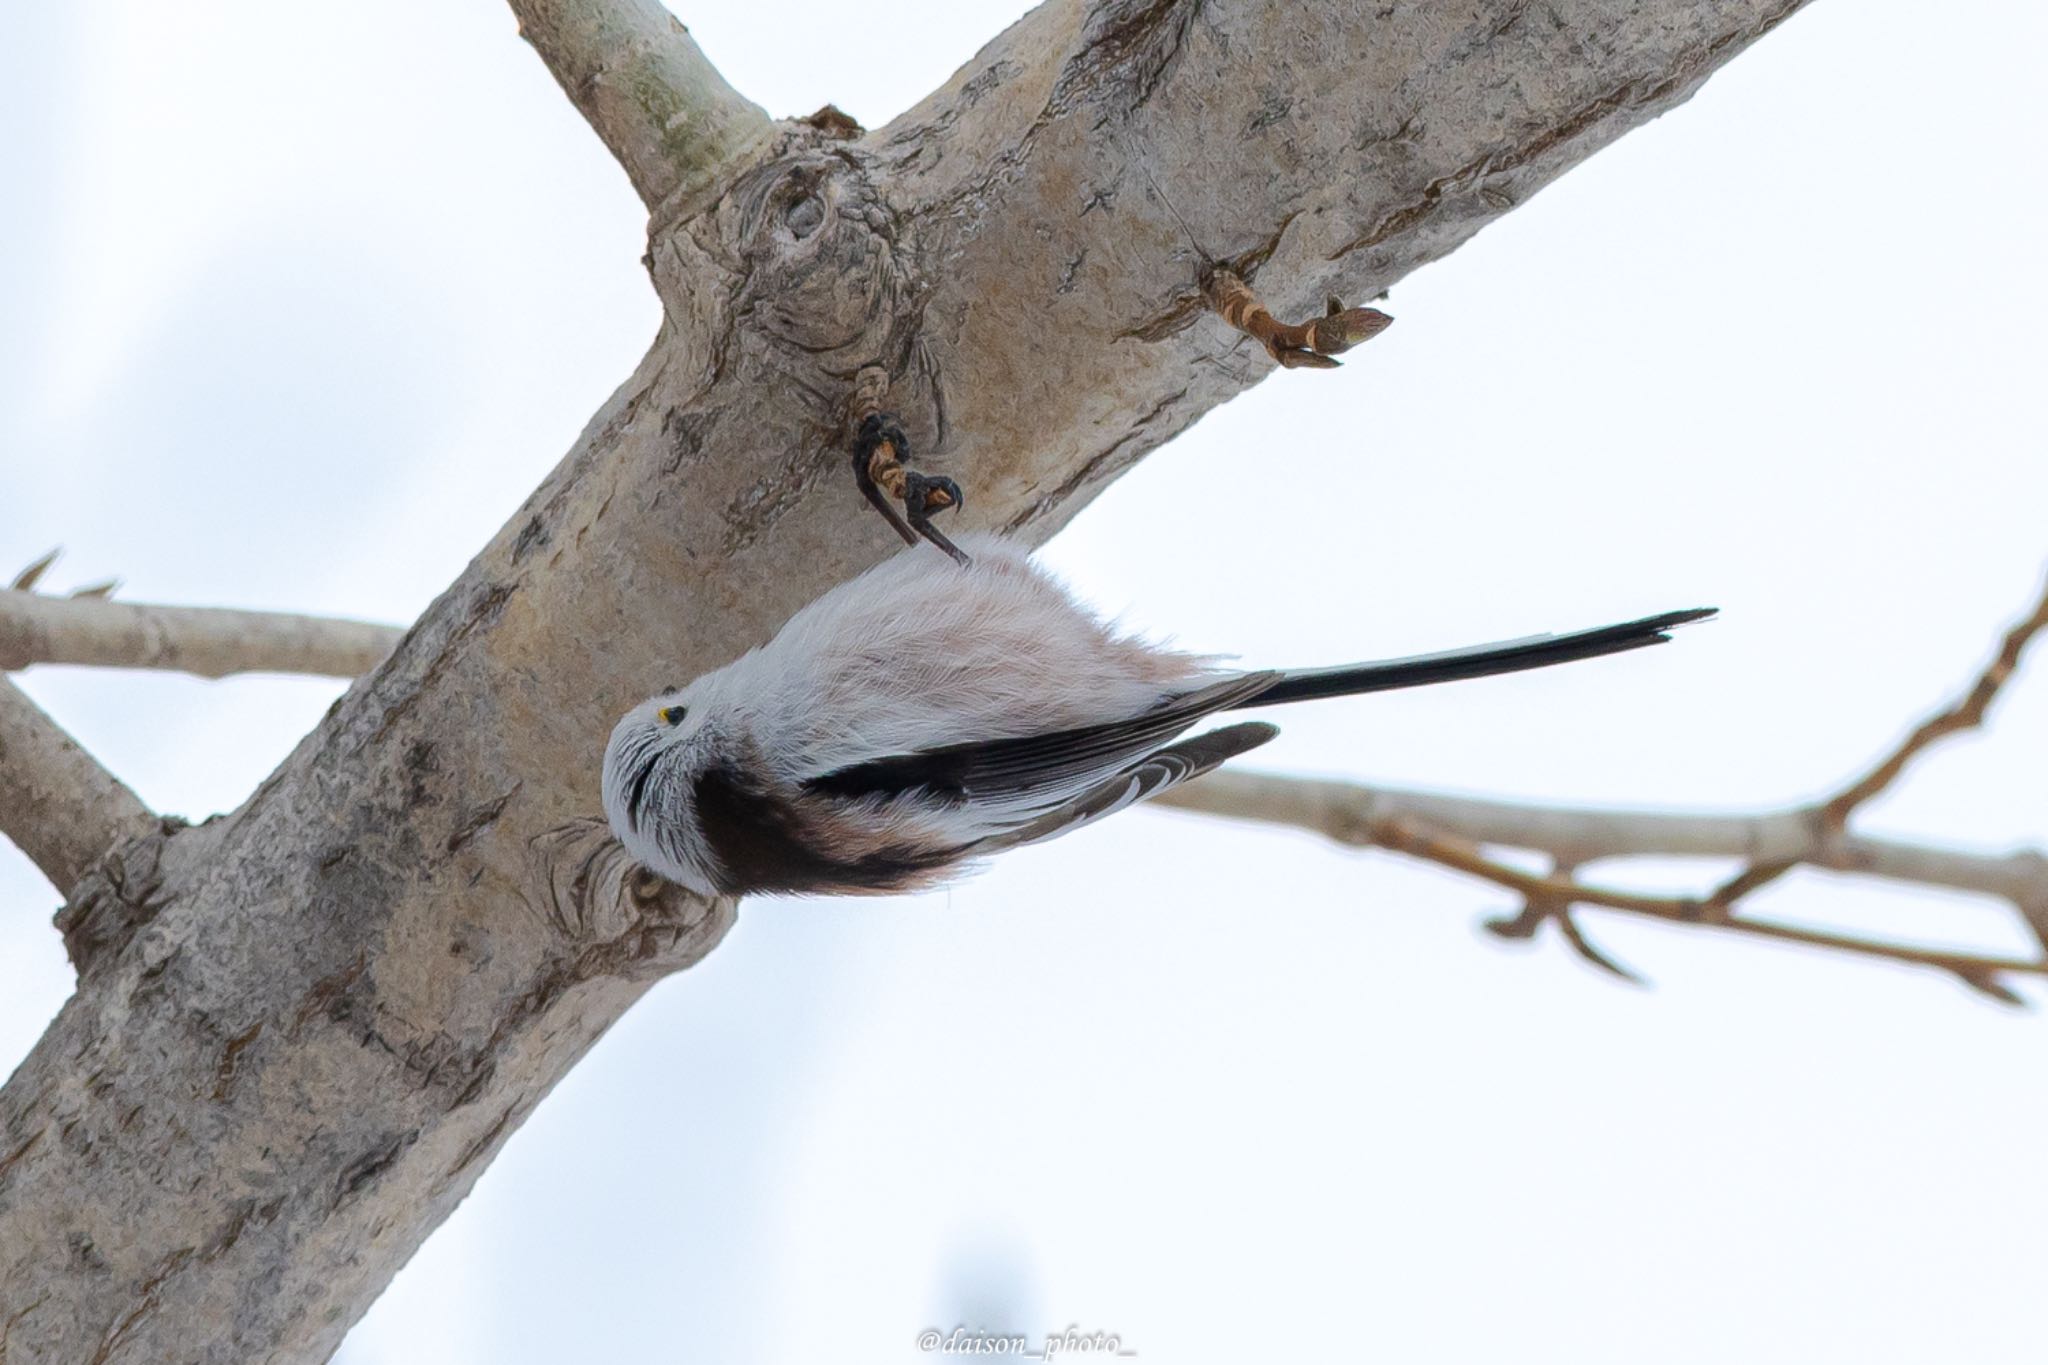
966 721 1280 855
802 671 1280 813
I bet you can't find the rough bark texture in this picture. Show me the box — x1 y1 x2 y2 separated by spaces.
0 0 1811 1358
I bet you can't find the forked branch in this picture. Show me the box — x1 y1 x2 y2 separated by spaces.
1160 568 2048 1000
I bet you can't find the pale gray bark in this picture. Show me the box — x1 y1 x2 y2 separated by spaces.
0 0 1812 1358
0 590 402 680
508 0 777 212
0 678 154 891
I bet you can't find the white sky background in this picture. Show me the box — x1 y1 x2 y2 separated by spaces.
3 0 2046 1360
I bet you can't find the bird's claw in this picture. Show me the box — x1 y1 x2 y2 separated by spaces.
903 472 970 567
854 413 908 466
905 472 962 517
850 411 971 566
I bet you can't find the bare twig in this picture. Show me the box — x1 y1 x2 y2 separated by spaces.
1162 770 2048 991
10 548 59 592
0 677 154 891
1203 267 1392 369
0 589 403 679
1700 567 2048 913
1502 855 1648 983
1826 572 2048 819
1375 817 2048 983
1156 569 2048 998
507 0 776 214
1156 771 2048 908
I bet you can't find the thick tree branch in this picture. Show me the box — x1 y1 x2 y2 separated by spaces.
0 676 154 891
0 589 403 679
0 0 1817 1356
508 0 777 212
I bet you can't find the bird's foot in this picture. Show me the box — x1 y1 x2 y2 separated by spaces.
850 411 971 566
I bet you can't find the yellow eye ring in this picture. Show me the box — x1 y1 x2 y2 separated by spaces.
657 705 687 726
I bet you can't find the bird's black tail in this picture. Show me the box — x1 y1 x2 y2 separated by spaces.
1234 607 1716 709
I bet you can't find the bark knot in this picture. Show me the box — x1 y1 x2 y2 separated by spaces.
524 818 736 981
650 142 948 555
56 817 188 976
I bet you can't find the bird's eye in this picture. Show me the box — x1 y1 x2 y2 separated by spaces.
657 705 688 726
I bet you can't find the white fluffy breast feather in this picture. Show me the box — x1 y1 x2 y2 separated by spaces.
692 534 1218 782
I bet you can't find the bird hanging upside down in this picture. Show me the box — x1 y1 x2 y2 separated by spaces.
602 536 1713 898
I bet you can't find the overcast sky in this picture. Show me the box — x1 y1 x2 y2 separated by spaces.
4 1 2047 1361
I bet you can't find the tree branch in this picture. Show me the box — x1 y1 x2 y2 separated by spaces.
1157 569 2048 997
0 588 403 680
1696 569 2048 909
1378 817 2047 985
1159 781 2048 987
0 676 154 892
1157 770 2048 911
1827 576 2048 820
508 0 777 212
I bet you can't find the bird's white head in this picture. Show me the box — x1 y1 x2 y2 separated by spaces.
600 681 724 897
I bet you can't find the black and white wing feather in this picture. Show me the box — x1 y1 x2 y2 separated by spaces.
968 721 1279 855
803 672 1279 817
790 605 1713 860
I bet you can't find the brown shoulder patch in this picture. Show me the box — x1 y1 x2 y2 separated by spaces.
693 764 959 896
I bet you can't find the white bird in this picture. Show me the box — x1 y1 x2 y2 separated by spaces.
602 535 1712 897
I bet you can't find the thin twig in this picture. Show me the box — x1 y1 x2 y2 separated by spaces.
0 677 155 891
1162 766 2048 991
1701 856 1796 912
1155 772 2048 907
1509 855 1647 983
10 549 59 592
1375 817 2047 983
1155 569 2048 998
1701 567 2048 913
1824 572 2048 823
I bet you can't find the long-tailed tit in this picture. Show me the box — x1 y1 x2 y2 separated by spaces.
603 536 1712 897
